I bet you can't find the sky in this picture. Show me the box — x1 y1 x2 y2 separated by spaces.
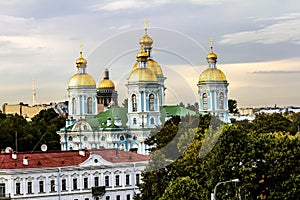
0 0 300 108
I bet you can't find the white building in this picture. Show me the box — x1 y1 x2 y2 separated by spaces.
0 149 148 200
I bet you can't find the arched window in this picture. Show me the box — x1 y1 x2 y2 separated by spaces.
72 98 76 114
87 97 93 114
132 94 137 112
149 94 155 111
219 92 224 109
133 118 137 125
202 93 208 110
83 136 88 141
68 136 73 141
150 117 155 124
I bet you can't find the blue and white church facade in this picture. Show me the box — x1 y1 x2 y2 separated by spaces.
198 39 230 123
57 28 229 155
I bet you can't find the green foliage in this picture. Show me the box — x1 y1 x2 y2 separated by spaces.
228 99 239 114
0 109 65 152
137 113 300 200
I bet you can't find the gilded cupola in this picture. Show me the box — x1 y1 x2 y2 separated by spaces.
199 38 227 82
68 43 96 87
98 68 115 89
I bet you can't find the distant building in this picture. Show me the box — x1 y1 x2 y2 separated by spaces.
0 149 148 200
2 103 51 119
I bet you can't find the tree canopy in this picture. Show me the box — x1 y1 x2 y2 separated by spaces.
0 109 65 152
136 112 300 200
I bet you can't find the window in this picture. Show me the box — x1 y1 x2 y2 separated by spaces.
132 94 137 112
94 177 99 187
16 182 21 195
68 136 73 141
127 194 131 200
85 198 89 200
73 178 78 190
202 93 208 110
106 196 110 200
87 97 93 114
150 117 155 125
84 177 88 189
136 174 140 185
219 92 224 109
72 98 76 114
126 174 130 185
133 118 137 125
149 94 155 111
62 179 66 191
116 195 120 200
0 183 5 197
83 136 88 141
39 181 44 193
105 176 110 187
27 182 32 194
115 175 120 186
50 180 55 192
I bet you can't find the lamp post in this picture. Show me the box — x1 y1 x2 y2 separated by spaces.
212 179 239 200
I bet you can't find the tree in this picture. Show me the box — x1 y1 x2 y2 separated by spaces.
228 99 239 114
137 113 300 200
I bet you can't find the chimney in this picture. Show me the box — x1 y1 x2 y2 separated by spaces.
107 118 111 126
12 152 17 160
79 150 85 157
114 117 122 126
23 156 28 165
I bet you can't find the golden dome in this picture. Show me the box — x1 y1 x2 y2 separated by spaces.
136 49 148 61
147 59 163 75
98 79 115 89
128 68 157 82
199 68 227 82
139 34 153 49
206 52 218 60
76 52 87 68
68 73 96 87
132 59 163 75
206 38 218 62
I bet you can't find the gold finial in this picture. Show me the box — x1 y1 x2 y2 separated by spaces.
209 37 214 53
80 41 83 57
144 18 149 34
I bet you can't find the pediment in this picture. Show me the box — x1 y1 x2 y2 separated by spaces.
80 154 113 167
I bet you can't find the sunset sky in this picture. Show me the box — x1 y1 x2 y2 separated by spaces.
0 0 300 108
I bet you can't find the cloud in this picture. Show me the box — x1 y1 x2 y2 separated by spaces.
251 70 300 74
91 0 224 11
220 13 300 45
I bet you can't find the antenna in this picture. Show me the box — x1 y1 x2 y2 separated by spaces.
41 144 47 152
33 77 36 106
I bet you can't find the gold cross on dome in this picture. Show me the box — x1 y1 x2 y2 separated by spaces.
209 37 214 52
144 18 149 34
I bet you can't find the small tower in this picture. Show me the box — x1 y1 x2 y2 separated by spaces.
32 77 36 106
197 38 229 122
97 68 118 113
67 43 97 123
131 19 166 107
127 49 161 129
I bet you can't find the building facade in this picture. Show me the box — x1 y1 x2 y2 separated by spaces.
0 149 148 200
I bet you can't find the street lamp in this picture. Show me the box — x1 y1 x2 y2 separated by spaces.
212 179 239 200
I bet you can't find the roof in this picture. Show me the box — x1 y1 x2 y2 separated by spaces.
97 107 128 128
0 149 149 170
91 149 149 163
0 150 90 169
161 105 196 117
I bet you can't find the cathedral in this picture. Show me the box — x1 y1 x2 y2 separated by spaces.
57 26 229 154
